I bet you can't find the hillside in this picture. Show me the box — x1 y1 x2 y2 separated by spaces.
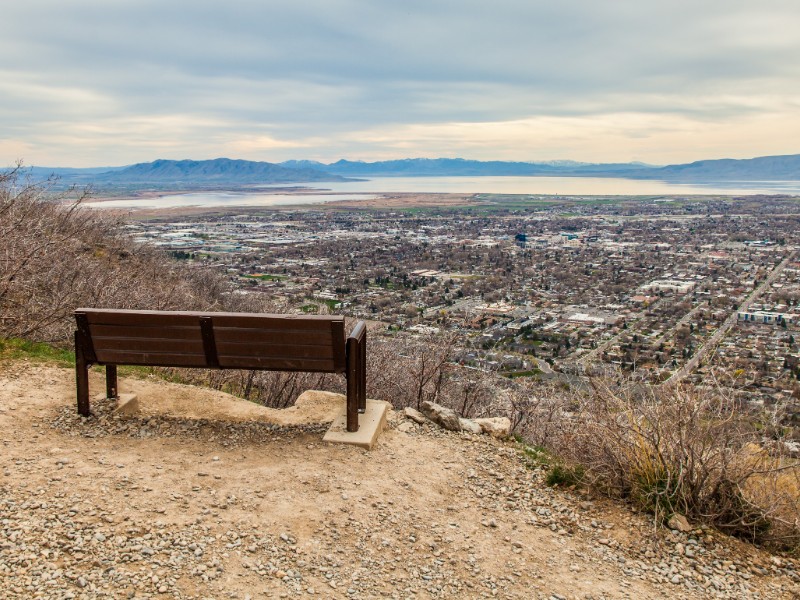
1 362 798 599
23 159 348 188
98 158 348 185
295 155 800 181
25 153 800 187
297 158 653 178
644 154 800 182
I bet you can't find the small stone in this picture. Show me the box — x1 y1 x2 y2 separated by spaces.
667 513 693 533
459 418 482 434
404 407 428 424
474 417 512 438
396 421 415 433
420 401 461 431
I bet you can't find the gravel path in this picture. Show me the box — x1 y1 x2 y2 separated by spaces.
1 364 798 599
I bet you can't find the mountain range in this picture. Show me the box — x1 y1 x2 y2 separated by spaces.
21 153 800 188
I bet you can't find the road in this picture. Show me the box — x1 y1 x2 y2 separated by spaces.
422 297 480 319
571 295 672 368
662 250 797 387
647 298 705 350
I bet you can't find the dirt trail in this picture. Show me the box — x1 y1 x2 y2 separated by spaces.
0 362 798 599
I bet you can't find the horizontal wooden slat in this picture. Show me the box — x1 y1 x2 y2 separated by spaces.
77 309 349 373
211 315 343 331
94 350 208 368
212 328 333 346
331 320 346 371
89 324 202 341
84 311 201 328
216 356 339 372
78 308 343 321
91 337 205 354
216 341 333 360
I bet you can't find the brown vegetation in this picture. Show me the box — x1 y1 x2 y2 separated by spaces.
513 377 800 548
0 165 236 342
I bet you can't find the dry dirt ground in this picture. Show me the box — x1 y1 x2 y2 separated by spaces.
1 361 798 600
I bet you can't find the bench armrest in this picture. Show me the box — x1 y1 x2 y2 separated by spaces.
347 320 366 343
345 320 367 431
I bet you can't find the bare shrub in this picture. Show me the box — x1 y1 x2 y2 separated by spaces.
446 367 501 419
0 166 250 343
540 376 800 547
367 332 457 409
506 379 572 446
159 367 345 410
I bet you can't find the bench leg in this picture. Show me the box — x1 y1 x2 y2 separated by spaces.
75 331 91 416
359 331 367 414
106 364 118 399
346 337 359 432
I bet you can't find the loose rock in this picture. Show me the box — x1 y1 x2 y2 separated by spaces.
420 401 461 431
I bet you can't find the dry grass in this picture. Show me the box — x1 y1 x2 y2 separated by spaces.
520 377 800 548
0 165 276 344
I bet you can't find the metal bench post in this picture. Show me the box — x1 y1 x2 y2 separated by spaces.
346 335 360 432
106 365 118 399
75 330 91 416
359 327 367 413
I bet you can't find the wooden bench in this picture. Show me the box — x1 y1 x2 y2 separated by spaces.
74 309 367 431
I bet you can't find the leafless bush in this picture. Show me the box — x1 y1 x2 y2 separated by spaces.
0 165 273 343
446 367 502 419
538 376 800 547
506 379 573 446
160 367 345 409
367 332 457 410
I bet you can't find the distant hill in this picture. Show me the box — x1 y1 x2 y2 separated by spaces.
284 155 800 181
95 158 347 185
639 154 800 181
21 153 800 187
294 158 653 177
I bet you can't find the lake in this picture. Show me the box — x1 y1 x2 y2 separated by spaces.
294 176 800 195
85 192 376 210
87 176 800 209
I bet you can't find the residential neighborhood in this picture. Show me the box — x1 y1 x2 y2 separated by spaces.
123 193 800 433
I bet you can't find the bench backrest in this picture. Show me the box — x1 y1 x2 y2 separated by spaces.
74 308 347 373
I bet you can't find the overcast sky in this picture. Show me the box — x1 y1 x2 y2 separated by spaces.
2 0 799 167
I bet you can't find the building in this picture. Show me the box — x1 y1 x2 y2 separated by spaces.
737 311 796 326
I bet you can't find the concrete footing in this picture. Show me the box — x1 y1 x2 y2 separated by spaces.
94 393 139 415
323 399 389 450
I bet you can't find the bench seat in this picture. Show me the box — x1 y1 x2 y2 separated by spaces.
74 308 366 431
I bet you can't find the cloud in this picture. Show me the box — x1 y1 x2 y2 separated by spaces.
1 1 799 166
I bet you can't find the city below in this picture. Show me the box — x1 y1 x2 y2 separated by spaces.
106 190 800 435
